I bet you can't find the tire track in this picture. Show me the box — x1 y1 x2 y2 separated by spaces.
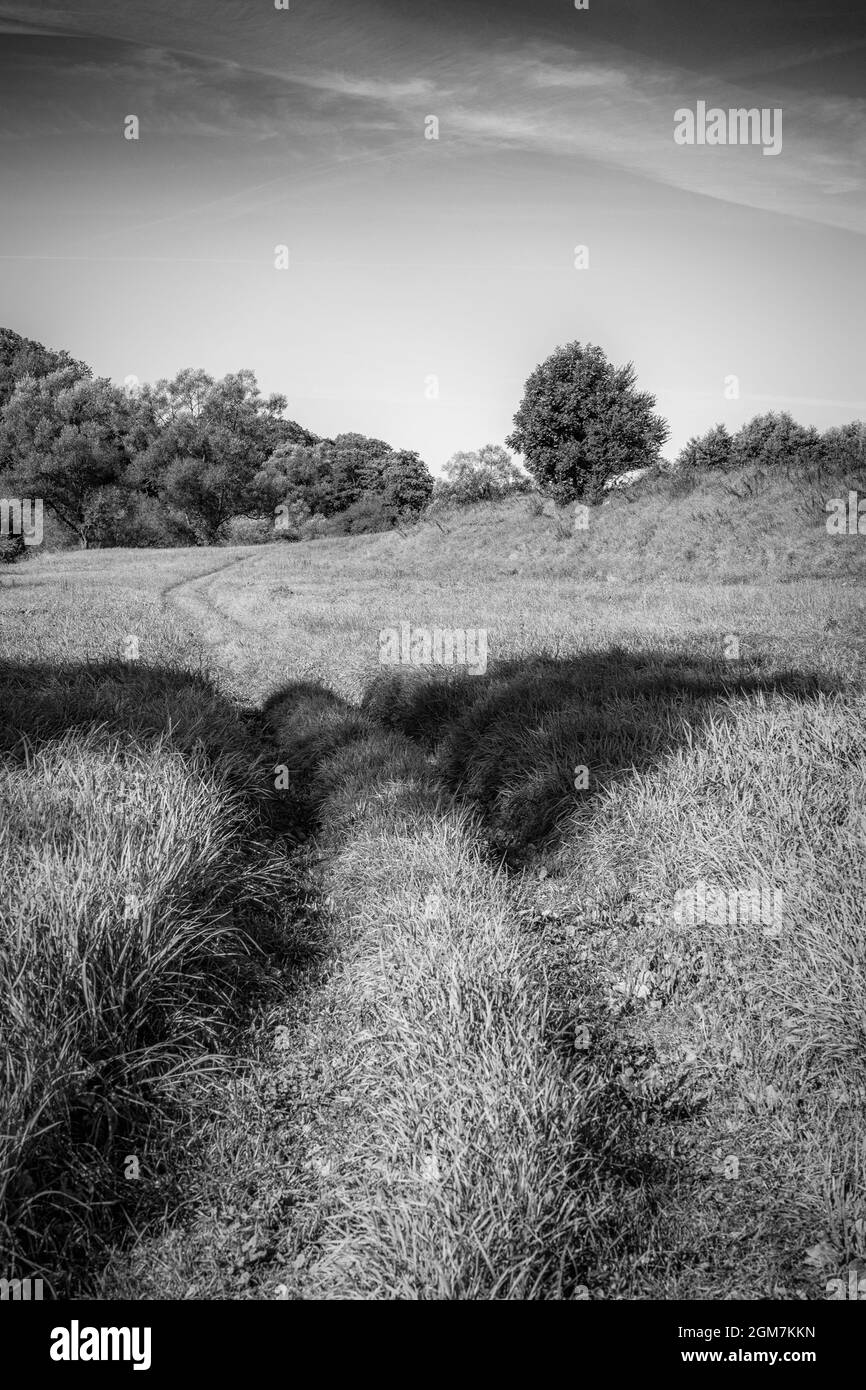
160 550 277 701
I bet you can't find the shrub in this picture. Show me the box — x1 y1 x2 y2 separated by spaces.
257 436 433 524
273 495 312 542
438 444 531 504
130 496 198 547
77 488 195 548
0 532 25 563
820 421 866 472
730 412 821 471
298 514 337 541
675 424 733 472
221 515 271 545
340 492 397 534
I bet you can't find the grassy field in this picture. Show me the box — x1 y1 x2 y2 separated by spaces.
1 463 864 1299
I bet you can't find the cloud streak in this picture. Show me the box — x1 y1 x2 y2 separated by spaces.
1 3 863 231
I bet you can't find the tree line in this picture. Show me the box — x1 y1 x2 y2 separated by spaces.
0 329 434 549
1 329 861 557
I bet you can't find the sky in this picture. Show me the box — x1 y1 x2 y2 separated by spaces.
0 0 864 470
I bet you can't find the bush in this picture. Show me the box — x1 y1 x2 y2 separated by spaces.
0 532 25 563
675 424 733 473
273 496 312 542
79 488 196 548
134 497 199 548
730 412 821 471
437 444 531 504
80 486 136 547
341 492 397 534
820 421 866 472
285 494 403 539
256 436 433 523
298 514 337 541
221 516 271 545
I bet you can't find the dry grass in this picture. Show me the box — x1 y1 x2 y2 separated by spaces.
2 459 864 1298
247 692 653 1297
0 605 302 1290
543 689 866 1297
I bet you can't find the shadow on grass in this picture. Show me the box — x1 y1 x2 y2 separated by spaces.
258 651 848 1298
260 651 838 1064
0 647 842 1296
356 646 840 863
0 657 318 1292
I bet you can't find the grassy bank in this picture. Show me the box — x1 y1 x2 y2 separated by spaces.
2 459 864 1298
0 638 301 1291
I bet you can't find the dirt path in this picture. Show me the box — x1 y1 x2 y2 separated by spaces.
159 549 279 702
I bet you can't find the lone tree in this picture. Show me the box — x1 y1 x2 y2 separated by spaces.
506 341 669 504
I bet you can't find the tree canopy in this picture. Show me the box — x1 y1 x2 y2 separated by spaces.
507 341 669 504
0 328 434 547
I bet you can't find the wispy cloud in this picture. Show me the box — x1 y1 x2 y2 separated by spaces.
288 41 866 233
0 4 864 233
294 73 439 103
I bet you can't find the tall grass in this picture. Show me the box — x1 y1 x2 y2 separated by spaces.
365 660 866 1296
259 687 661 1298
546 689 866 1295
2 457 863 1299
0 661 297 1289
